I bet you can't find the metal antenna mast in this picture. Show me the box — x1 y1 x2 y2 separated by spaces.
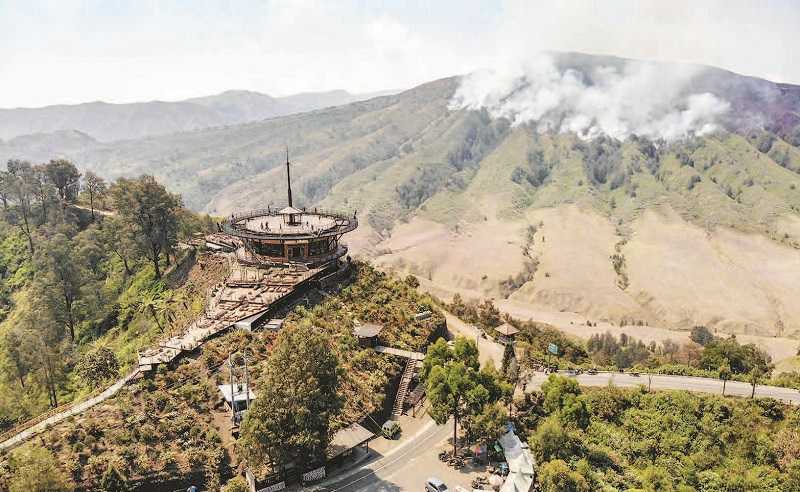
286 145 293 207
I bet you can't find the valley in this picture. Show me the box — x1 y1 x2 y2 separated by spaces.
3 54 800 367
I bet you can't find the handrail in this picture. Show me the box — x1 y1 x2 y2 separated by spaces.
221 212 358 241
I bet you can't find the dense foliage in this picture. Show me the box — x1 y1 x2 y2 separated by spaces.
0 159 214 430
239 323 343 469
0 261 444 490
522 375 800 491
424 337 511 454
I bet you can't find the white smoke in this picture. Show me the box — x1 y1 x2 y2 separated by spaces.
449 53 731 141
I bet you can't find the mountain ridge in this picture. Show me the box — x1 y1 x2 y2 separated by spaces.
2 53 800 343
0 88 398 142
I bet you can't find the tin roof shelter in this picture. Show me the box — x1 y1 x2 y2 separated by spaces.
495 323 519 345
353 322 383 347
327 423 374 460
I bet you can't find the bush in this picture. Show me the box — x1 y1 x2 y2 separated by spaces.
538 459 590 492
689 326 715 346
75 347 120 388
221 476 249 492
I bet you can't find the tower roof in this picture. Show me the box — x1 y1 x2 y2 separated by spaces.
278 206 303 215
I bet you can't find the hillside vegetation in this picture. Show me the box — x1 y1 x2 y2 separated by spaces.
0 261 444 491
520 375 800 491
2 53 800 348
0 160 215 431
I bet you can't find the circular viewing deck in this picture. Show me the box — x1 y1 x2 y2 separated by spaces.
221 207 357 240
220 206 358 268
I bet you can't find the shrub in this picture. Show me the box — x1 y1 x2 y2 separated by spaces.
538 459 590 492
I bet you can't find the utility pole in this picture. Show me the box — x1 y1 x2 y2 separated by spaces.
228 352 251 425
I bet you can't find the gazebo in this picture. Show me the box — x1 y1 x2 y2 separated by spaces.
353 322 384 348
495 323 519 345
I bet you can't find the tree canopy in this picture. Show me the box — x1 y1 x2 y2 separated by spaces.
110 175 181 279
240 322 342 469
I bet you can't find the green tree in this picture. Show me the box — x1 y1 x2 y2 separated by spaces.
221 476 249 492
8 445 73 492
100 216 139 276
719 362 731 396
501 342 515 375
83 171 106 220
690 325 716 346
32 163 57 224
427 360 480 455
2 328 33 389
110 176 180 279
425 336 496 454
76 347 120 388
537 459 589 492
466 401 508 445
421 337 452 381
0 169 11 210
529 416 582 462
33 230 87 341
5 160 37 254
240 322 342 470
137 288 166 332
749 366 765 398
99 464 128 492
453 336 480 369
45 159 81 204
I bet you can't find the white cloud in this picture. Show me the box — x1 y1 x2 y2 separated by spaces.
0 0 797 107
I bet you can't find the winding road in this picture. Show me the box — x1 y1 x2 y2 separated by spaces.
527 370 800 404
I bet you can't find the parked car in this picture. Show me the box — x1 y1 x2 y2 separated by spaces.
382 420 401 439
588 368 598 375
425 478 448 492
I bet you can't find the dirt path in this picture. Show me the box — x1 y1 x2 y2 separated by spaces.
0 369 139 451
444 312 504 369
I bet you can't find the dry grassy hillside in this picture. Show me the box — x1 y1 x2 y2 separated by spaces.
4 57 800 363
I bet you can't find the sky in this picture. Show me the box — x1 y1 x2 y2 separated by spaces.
1 0 799 108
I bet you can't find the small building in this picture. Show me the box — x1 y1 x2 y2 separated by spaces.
218 383 256 425
327 423 374 464
353 322 384 348
244 423 373 492
495 323 519 345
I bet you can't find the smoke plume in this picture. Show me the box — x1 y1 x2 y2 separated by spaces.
450 53 731 141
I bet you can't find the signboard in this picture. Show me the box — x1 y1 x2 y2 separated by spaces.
547 343 559 355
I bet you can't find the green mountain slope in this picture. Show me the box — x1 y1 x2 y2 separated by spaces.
4 56 800 346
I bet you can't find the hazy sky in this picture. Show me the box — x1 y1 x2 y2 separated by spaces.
1 0 798 108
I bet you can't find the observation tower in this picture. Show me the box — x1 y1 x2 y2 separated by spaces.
221 154 358 269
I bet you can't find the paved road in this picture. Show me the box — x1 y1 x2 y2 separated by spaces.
318 416 483 492
527 371 800 405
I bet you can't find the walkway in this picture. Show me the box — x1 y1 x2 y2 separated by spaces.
2 253 329 451
374 346 425 361
527 370 800 405
0 369 140 451
139 261 320 370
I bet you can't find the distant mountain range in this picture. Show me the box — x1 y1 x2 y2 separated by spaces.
2 53 800 345
0 88 396 142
